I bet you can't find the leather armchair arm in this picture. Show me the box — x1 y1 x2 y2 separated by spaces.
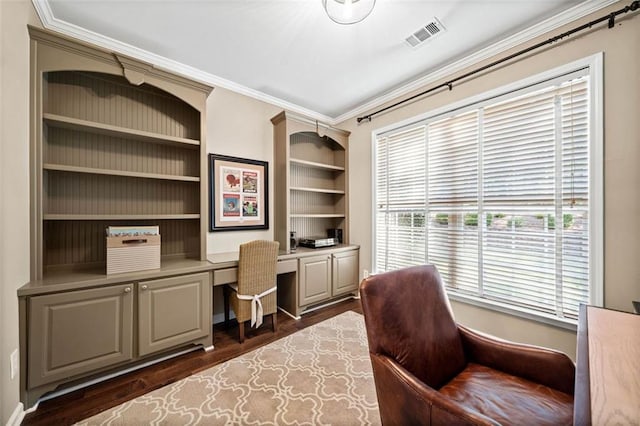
370 353 498 426
458 325 575 395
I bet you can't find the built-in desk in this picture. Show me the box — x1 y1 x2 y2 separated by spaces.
574 305 640 425
208 251 297 286
207 244 360 319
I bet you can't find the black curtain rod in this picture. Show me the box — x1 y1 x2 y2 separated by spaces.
357 0 640 124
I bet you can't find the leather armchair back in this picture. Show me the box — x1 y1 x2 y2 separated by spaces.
360 265 466 389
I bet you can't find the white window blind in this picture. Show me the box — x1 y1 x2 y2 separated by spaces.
427 110 480 295
374 71 594 321
376 126 426 272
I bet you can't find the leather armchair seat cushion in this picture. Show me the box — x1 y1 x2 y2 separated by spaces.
438 363 573 426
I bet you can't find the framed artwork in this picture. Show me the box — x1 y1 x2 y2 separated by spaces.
209 154 269 231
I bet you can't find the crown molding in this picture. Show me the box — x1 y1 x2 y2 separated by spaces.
334 0 619 124
29 0 334 124
32 0 617 127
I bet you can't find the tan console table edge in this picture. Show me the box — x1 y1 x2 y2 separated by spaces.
574 305 640 425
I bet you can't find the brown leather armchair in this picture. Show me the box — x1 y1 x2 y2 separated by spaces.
360 265 575 426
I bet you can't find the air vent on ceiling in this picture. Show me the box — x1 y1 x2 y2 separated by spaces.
405 17 446 48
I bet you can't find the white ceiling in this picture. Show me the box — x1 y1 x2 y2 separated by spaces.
37 0 612 122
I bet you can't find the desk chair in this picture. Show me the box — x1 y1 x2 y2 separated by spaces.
224 240 280 343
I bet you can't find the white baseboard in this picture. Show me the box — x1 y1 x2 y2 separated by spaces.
278 307 301 321
7 402 27 426
32 346 201 409
214 295 358 324
300 294 359 316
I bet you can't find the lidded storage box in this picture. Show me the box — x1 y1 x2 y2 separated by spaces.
106 226 161 274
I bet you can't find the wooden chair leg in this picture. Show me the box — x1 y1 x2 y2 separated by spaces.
272 312 277 333
223 286 230 330
238 320 245 344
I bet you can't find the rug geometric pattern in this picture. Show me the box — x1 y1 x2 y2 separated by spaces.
76 310 380 425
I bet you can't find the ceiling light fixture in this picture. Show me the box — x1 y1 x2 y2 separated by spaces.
322 0 376 25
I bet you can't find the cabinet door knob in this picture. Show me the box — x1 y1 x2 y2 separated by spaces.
124 287 131 293
141 284 148 290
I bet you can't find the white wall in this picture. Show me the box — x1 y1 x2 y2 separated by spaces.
339 1 640 359
1 0 41 422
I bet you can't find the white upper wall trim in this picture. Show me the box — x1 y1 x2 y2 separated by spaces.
371 54 600 137
335 0 618 124
30 0 334 124
32 0 617 126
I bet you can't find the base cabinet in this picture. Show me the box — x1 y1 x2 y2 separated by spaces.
332 250 359 297
298 248 359 310
138 273 210 356
299 255 332 306
23 271 211 405
28 284 134 389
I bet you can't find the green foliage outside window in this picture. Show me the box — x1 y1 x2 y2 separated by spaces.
435 213 448 225
398 212 425 227
429 212 576 229
463 213 493 227
507 217 524 228
464 213 478 226
533 213 574 229
548 213 574 229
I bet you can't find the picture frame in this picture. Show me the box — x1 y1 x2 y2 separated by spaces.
209 154 269 232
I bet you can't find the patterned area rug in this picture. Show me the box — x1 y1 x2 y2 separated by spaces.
77 311 380 425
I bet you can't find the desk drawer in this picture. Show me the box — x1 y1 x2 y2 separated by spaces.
214 260 296 286
213 268 237 286
277 259 297 274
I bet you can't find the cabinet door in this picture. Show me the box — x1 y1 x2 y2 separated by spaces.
138 272 210 357
299 255 331 306
28 284 134 388
332 249 360 297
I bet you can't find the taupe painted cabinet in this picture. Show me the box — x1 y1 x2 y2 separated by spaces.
298 249 359 308
138 273 210 356
20 266 213 407
28 284 134 389
19 26 214 408
332 249 359 296
299 254 332 306
28 273 210 389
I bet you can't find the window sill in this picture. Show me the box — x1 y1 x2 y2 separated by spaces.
446 292 578 332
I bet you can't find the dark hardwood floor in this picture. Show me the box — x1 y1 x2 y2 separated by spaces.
23 299 363 425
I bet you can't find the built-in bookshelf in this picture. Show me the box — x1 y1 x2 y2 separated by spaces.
29 27 213 280
271 112 350 252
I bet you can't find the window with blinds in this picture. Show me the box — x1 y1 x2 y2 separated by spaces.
374 70 595 322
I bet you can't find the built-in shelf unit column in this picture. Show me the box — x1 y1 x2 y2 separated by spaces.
271 111 350 252
29 26 213 280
